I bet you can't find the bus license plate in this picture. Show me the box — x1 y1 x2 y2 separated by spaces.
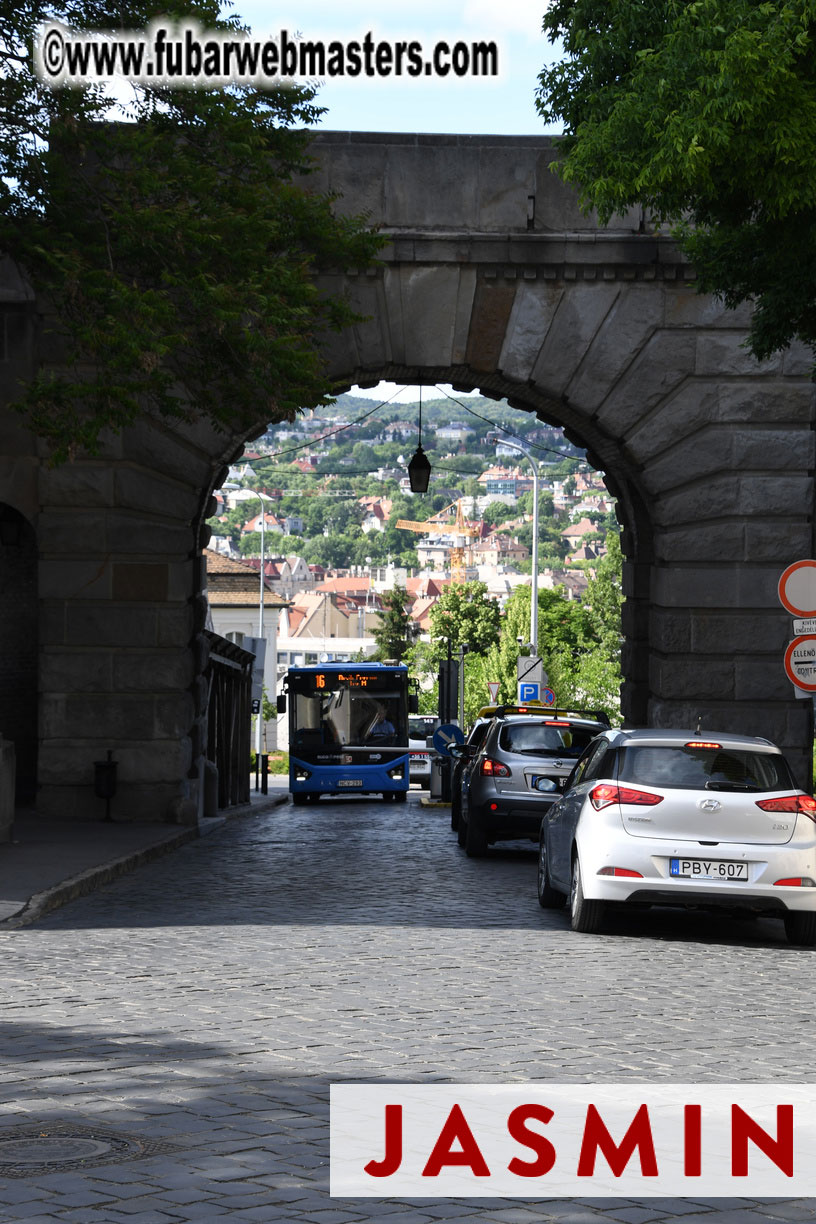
338 779 363 788
670 859 747 880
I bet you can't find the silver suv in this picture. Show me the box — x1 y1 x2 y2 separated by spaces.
456 708 610 857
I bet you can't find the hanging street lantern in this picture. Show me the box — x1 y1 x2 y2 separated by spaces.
407 385 431 493
407 444 431 493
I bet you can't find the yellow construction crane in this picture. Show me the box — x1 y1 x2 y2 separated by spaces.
395 501 480 585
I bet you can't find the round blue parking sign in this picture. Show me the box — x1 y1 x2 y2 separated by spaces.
432 724 465 755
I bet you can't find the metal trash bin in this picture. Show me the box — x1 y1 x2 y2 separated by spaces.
429 751 444 800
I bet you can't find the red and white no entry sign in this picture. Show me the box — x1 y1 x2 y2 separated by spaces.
784 635 816 691
778 560 816 618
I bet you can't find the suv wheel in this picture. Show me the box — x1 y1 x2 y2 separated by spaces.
570 854 605 933
537 840 565 909
465 813 488 858
784 911 816 947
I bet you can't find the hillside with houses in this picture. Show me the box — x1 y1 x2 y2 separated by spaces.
202 390 620 744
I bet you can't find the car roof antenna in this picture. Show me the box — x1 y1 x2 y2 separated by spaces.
695 712 704 734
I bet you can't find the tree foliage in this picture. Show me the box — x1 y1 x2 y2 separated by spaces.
537 0 816 360
1 1 381 460
473 573 622 723
427 581 503 665
371 585 414 662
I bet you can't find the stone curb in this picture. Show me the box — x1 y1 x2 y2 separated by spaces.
2 791 289 930
1 828 199 930
419 797 451 808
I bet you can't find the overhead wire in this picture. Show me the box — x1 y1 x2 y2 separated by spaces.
239 386 583 488
434 386 583 463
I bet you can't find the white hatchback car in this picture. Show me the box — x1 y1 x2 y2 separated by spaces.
538 727 816 946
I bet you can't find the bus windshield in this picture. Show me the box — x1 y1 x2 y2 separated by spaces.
288 668 408 751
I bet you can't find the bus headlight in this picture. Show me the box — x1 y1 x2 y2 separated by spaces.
295 767 312 782
388 764 405 781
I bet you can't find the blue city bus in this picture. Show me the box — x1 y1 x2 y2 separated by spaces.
280 663 415 804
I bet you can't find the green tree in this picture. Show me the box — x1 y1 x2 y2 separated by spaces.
371 586 415 662
546 535 623 722
483 582 621 720
2 1 380 461
218 503 249 546
480 499 516 528
518 490 555 520
351 442 379 469
298 534 356 569
348 535 386 567
537 0 816 362
427 581 502 666
583 532 623 657
239 532 264 557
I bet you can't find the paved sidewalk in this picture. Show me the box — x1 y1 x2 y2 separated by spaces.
0 785 288 927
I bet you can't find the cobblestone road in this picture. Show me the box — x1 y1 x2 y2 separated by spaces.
1 792 814 1223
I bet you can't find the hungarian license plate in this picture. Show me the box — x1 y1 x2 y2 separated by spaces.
410 753 428 762
670 858 748 880
338 779 363 788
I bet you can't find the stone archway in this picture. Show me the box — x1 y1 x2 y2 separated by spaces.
2 131 813 823
295 132 815 784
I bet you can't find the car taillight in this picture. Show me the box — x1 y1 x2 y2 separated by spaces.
774 877 816 887
480 758 511 778
597 867 644 878
756 795 816 821
589 784 664 811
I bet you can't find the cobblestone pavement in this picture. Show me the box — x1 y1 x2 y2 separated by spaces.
1 793 814 1223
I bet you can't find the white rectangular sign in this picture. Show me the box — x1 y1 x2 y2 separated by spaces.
331 1083 816 1198
793 617 816 635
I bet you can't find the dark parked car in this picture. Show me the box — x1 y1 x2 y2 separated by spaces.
450 713 494 831
455 707 610 857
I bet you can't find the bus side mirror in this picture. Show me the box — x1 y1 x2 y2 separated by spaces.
409 693 419 714
276 695 287 714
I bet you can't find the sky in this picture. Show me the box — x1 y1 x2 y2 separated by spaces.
230 3 560 401
230 1 559 139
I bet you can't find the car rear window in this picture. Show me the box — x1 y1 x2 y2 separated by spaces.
617 745 796 792
498 722 598 758
409 717 439 740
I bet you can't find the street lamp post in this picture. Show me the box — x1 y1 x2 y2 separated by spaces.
488 434 540 655
223 483 267 769
252 494 266 767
